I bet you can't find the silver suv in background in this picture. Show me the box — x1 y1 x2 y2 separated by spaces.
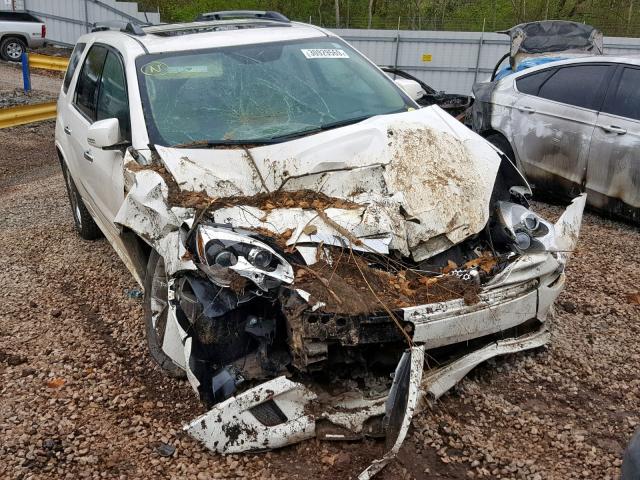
0 10 45 61
472 56 640 224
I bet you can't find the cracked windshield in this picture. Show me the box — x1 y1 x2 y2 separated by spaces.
137 39 412 146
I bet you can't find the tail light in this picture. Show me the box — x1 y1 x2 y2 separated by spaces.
41 24 46 38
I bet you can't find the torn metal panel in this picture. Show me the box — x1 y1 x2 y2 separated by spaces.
553 193 586 265
184 377 317 453
406 281 539 348
421 327 550 400
358 346 425 480
114 168 193 243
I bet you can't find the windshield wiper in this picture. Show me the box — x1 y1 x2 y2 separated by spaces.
266 114 375 143
170 139 277 149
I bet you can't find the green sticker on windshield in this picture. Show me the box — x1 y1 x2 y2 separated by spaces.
141 61 169 75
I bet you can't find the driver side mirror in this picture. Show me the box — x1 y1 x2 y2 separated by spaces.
87 118 128 150
394 78 426 102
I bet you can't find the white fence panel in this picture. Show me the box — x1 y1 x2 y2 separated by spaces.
333 28 640 94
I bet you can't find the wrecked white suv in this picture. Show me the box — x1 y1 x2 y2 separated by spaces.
55 11 586 477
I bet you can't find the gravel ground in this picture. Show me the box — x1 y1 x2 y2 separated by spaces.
0 62 61 106
0 122 638 480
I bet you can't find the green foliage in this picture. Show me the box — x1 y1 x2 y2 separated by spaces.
138 0 640 36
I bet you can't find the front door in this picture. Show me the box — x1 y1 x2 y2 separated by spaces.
586 65 640 220
510 63 613 195
68 44 130 228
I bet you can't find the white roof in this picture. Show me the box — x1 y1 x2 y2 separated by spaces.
77 20 333 58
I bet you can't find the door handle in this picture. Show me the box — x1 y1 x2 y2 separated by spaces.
83 150 94 162
64 126 72 135
518 106 536 113
602 125 627 135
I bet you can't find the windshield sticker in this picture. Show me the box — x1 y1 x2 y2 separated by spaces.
141 62 219 77
301 48 349 59
141 61 169 75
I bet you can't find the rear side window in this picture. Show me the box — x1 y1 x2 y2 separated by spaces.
63 43 86 94
537 65 610 110
74 45 108 121
516 69 556 95
97 51 131 140
0 12 40 21
601 67 640 121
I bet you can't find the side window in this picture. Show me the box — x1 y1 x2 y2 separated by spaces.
97 51 131 140
74 45 108 121
63 42 86 94
537 65 609 110
602 67 640 121
515 69 556 96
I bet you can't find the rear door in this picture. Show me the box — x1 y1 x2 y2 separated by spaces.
510 63 613 195
586 65 640 220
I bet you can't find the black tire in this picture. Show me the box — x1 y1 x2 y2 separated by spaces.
0 36 27 62
486 133 515 162
144 250 186 378
60 161 103 240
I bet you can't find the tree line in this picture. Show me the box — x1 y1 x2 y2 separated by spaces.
138 0 640 36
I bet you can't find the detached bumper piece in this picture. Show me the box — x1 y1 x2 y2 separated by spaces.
184 325 550 477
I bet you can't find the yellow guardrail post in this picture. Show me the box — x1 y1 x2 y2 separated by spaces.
28 53 69 72
0 102 57 129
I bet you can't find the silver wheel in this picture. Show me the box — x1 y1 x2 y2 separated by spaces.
144 250 185 378
6 41 23 60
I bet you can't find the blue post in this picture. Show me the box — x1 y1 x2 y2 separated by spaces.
21 52 31 93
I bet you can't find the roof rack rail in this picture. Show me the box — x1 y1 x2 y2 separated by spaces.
195 10 290 23
91 20 146 36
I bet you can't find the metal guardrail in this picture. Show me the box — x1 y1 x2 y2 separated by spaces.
29 53 69 72
0 53 64 128
0 102 57 129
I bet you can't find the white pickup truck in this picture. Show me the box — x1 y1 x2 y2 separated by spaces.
0 10 45 61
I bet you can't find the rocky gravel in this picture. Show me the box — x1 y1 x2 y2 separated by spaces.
0 62 62 101
0 122 639 479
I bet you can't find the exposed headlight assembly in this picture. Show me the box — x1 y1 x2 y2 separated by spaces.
194 226 294 291
494 202 556 253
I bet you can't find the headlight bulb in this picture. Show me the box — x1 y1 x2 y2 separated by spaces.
515 231 532 250
248 247 273 269
522 213 540 232
214 250 237 267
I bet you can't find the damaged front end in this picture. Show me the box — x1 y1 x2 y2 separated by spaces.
114 107 585 477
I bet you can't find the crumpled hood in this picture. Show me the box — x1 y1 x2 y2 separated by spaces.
125 106 501 263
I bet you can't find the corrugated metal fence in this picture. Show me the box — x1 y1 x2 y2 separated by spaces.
1 0 160 47
332 28 640 94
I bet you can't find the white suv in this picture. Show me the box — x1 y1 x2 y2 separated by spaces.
55 11 586 474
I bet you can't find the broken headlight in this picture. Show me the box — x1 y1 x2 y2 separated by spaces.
194 225 294 291
493 202 555 253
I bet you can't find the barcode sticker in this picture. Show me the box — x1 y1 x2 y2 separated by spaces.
301 48 349 59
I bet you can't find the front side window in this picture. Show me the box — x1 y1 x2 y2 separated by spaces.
536 64 610 110
515 69 556 96
74 45 108 121
136 38 413 146
63 42 86 94
601 67 640 121
97 51 131 140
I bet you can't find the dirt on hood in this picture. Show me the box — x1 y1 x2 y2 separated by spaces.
126 162 360 213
